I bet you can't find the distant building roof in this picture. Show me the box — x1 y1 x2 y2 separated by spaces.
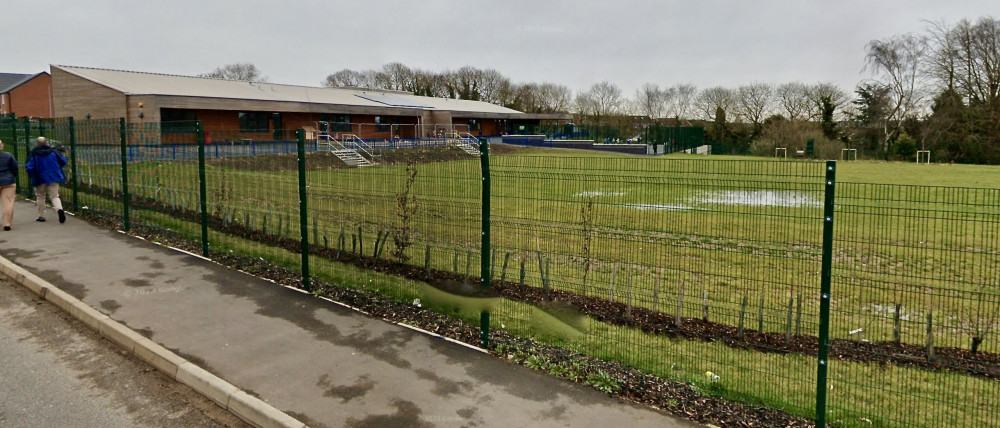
53 65 523 115
0 73 35 93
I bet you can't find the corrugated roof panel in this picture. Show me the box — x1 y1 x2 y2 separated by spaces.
355 93 432 108
53 66 523 114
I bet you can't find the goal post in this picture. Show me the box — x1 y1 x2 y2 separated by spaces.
775 147 787 158
841 148 857 161
916 150 931 164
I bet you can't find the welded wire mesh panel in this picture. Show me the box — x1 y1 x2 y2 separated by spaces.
194 127 304 271
122 122 201 237
305 147 482 311
72 118 125 218
488 156 827 419
829 183 1000 427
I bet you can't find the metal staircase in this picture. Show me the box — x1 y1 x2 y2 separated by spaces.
456 132 482 156
315 122 375 167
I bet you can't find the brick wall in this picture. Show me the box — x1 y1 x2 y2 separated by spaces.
52 68 126 119
6 73 53 118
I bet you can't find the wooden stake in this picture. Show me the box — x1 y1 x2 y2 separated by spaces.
702 289 709 323
926 311 935 362
893 302 902 346
675 283 684 327
795 292 803 336
424 245 431 276
500 252 510 283
652 276 660 313
738 294 748 339
544 259 551 300
626 276 633 318
491 248 497 280
519 259 526 296
785 293 794 345
373 230 383 258
609 263 618 302
465 249 472 284
536 251 546 297
357 227 363 256
758 296 765 333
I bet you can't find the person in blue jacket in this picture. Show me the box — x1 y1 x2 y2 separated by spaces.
25 137 67 223
0 139 17 231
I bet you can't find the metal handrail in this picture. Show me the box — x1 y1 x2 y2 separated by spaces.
341 134 377 160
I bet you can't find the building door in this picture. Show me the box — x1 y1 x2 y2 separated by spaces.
271 113 283 140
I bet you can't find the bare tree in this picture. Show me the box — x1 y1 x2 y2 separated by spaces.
927 17 1000 108
379 62 414 92
538 83 572 113
323 69 366 87
735 82 774 132
478 69 512 105
669 83 697 120
863 33 928 151
807 82 850 121
695 86 735 121
576 81 624 125
634 83 667 120
201 63 266 82
410 68 449 97
775 82 811 121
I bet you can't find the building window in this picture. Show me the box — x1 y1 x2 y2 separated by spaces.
161 108 197 133
238 112 269 132
375 116 396 132
319 113 351 132
467 119 480 132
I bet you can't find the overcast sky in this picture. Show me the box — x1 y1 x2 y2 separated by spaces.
3 0 998 96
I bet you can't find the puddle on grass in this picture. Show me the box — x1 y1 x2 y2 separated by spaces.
692 190 820 208
624 203 694 211
574 191 625 197
621 191 818 212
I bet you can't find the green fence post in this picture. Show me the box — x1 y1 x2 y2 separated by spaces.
10 119 18 193
815 160 836 427
23 118 31 197
296 129 311 291
69 117 78 211
479 137 491 348
119 118 130 231
196 121 209 257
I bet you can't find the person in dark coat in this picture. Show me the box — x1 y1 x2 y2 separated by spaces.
25 137 67 223
0 139 17 230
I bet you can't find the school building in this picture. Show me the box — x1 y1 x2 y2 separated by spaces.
0 72 54 118
50 65 570 143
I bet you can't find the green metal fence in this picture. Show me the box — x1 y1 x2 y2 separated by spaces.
4 116 997 427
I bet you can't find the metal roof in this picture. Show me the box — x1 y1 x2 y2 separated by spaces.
53 65 523 115
0 73 35 93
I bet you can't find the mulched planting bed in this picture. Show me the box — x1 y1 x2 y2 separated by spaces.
79 187 1000 381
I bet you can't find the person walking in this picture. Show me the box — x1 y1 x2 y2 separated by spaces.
0 139 17 231
25 137 67 224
